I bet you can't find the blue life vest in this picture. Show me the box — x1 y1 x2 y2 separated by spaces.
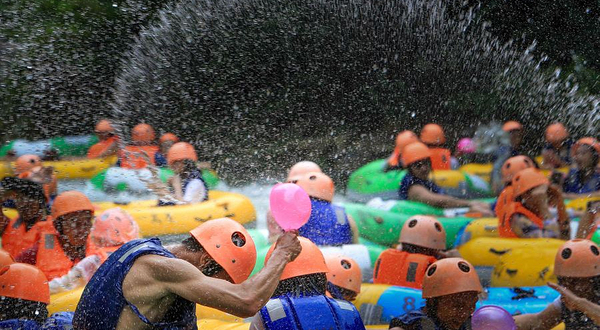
398 173 444 200
563 168 600 194
72 238 197 330
389 309 471 330
299 199 353 246
259 295 365 330
0 319 40 330
41 312 74 330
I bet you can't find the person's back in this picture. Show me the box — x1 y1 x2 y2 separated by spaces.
118 123 166 169
495 156 535 220
88 119 119 159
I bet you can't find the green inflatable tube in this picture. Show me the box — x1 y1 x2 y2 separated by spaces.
0 141 15 157
343 202 473 248
89 167 220 192
51 135 99 157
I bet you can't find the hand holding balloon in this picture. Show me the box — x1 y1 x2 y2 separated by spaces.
269 183 312 231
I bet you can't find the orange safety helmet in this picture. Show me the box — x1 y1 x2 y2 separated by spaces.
167 142 198 165
512 168 549 198
572 137 600 156
396 131 420 152
95 119 114 133
401 142 432 167
399 216 446 251
420 124 446 145
265 237 328 281
554 239 600 278
131 123 156 143
324 255 362 294
0 249 14 268
501 155 535 184
422 258 482 298
14 154 42 174
0 263 50 304
288 161 322 179
159 133 179 144
502 121 523 132
189 218 256 284
91 208 140 247
287 172 335 202
51 191 95 220
545 123 568 145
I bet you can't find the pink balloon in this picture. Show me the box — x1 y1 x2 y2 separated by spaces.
270 183 312 230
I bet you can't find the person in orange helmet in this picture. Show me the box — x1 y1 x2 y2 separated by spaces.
0 178 50 258
562 138 600 199
87 119 119 159
287 160 322 180
325 255 362 302
0 249 14 267
389 258 483 330
117 123 167 169
0 263 50 327
494 155 536 220
491 120 528 194
420 123 451 170
374 216 455 289
159 132 179 155
498 168 570 239
385 130 420 171
74 218 302 329
541 122 573 169
515 239 600 329
398 142 492 216
15 191 96 281
250 237 365 330
13 154 41 176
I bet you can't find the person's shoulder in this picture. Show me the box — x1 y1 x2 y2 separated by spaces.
389 309 428 328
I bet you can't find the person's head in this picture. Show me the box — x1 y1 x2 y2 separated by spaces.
402 142 432 180
167 142 198 174
555 239 600 302
287 172 335 202
390 131 419 167
456 138 476 156
131 123 156 145
91 208 140 248
0 263 49 323
420 124 445 147
95 119 115 141
399 216 446 256
572 138 600 171
502 121 524 148
159 133 179 154
324 255 361 301
422 258 482 329
186 218 257 284
51 191 94 248
0 177 46 221
512 168 550 216
287 161 322 180
265 237 329 297
14 154 41 175
0 249 14 268
501 155 535 186
545 123 569 148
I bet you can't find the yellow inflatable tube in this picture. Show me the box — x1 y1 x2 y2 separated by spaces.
459 217 499 243
566 197 600 213
458 237 564 267
93 191 256 237
491 247 557 287
0 156 116 180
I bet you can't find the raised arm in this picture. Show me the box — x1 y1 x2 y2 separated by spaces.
408 185 493 216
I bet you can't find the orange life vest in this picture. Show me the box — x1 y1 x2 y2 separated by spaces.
1 216 50 258
86 244 120 263
495 186 514 220
87 136 119 159
35 229 96 280
373 249 437 289
429 148 451 170
498 202 545 238
118 145 159 169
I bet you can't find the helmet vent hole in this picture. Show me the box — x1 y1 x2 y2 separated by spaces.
408 220 418 228
309 175 317 180
505 164 511 169
434 223 442 232
591 246 599 256
458 261 471 273
562 248 572 259
427 265 437 276
231 232 246 247
341 260 351 269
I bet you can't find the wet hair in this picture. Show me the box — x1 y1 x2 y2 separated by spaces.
402 243 440 257
0 177 46 210
0 296 48 323
181 236 225 277
327 282 356 300
182 236 203 252
558 275 600 304
272 273 328 298
53 210 93 236
179 159 200 182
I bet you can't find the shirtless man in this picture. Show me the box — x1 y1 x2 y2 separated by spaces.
73 218 302 329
